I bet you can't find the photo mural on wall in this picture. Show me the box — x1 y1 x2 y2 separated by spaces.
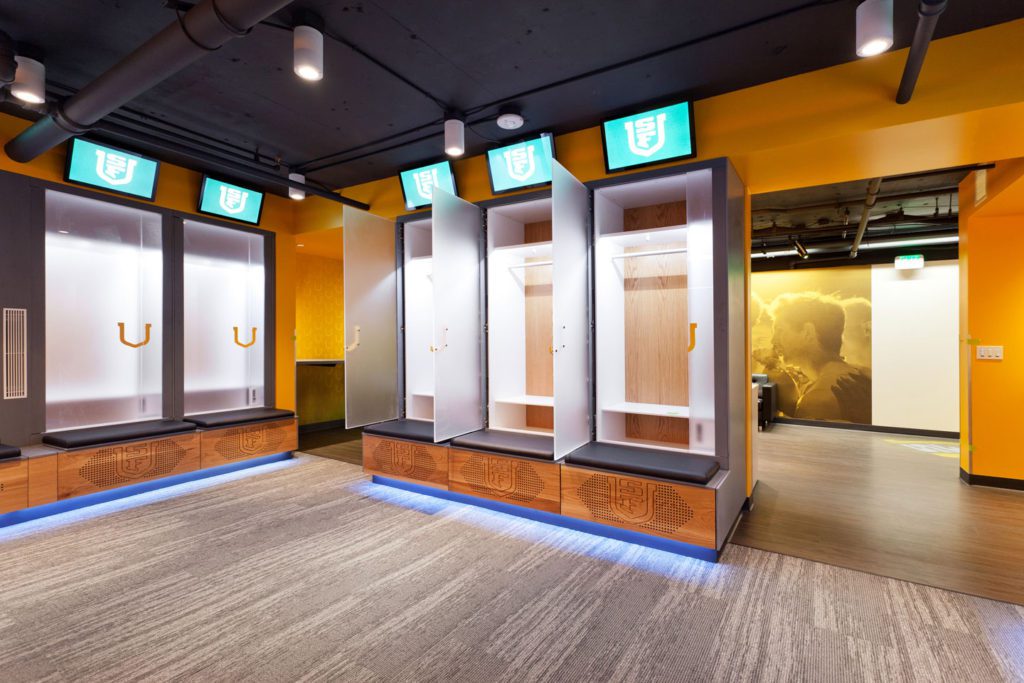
751 268 872 424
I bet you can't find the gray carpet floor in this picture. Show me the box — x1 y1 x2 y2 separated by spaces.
0 454 1022 682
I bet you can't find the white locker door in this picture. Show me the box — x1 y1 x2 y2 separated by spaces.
552 161 592 458
343 208 399 428
431 188 484 441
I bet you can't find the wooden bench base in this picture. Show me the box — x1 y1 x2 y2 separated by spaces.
0 459 29 515
199 418 298 469
58 433 201 500
363 435 721 552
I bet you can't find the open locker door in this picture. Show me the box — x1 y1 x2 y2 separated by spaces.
343 207 399 428
431 188 484 441
552 161 592 458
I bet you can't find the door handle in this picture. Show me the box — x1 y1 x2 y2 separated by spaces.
688 322 698 352
345 325 361 352
234 326 258 348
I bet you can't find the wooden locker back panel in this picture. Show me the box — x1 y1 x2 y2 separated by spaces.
560 465 715 548
449 448 560 513
57 433 201 500
363 435 449 489
0 459 29 514
200 418 298 469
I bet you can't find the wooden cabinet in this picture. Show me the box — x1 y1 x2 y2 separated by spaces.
0 459 29 514
199 418 298 469
363 435 449 489
57 433 201 500
449 448 560 513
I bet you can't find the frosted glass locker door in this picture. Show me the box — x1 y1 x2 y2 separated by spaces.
343 208 399 428
431 188 484 441
45 190 163 430
685 169 716 454
552 162 591 458
183 220 265 415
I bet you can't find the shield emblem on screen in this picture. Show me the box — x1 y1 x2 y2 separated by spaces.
503 146 536 182
609 478 656 523
625 113 667 158
219 186 248 215
413 169 439 202
95 150 138 186
116 444 156 479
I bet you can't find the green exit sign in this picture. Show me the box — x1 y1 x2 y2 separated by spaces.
602 101 696 172
197 176 265 225
64 138 160 200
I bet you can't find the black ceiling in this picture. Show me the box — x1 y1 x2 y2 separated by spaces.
1 0 1022 194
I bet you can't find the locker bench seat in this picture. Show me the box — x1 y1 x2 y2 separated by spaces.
184 408 295 429
41 420 197 450
565 442 720 485
449 429 555 460
362 419 437 443
0 444 20 460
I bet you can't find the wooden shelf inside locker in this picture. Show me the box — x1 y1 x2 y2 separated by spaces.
601 401 690 419
491 240 552 257
495 394 554 407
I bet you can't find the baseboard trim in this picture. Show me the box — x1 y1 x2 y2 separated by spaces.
774 418 958 440
960 469 1024 491
371 475 720 562
299 419 347 434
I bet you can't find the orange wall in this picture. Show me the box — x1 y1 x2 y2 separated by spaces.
959 161 1024 480
0 114 299 412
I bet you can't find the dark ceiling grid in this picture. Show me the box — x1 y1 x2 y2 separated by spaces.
0 1 1022 192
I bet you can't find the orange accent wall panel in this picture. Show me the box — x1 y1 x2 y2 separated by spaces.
560 465 716 548
448 449 560 513
0 459 29 514
199 418 298 469
27 455 59 508
57 434 201 500
363 435 448 489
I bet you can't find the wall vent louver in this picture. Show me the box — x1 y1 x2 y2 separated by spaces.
3 308 27 400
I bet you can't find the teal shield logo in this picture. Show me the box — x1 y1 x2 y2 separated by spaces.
603 102 694 171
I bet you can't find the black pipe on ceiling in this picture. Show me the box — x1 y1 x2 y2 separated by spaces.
896 0 948 104
94 121 369 210
0 30 15 85
3 0 294 163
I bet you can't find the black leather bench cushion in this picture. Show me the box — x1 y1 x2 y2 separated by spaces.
0 444 20 460
184 408 295 429
362 419 436 443
450 429 555 460
565 442 720 485
42 420 197 450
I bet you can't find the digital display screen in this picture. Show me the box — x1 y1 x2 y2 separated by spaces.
602 101 696 172
64 138 160 200
398 160 457 210
486 134 555 194
197 176 265 225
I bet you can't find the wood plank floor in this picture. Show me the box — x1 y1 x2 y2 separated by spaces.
732 424 1024 605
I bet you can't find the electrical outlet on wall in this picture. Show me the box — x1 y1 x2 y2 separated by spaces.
976 345 1004 360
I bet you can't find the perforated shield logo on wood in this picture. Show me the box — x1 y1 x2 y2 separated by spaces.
240 426 265 454
485 458 514 493
609 478 657 524
115 443 156 479
577 473 696 534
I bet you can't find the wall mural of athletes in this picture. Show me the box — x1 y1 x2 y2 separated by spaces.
752 267 872 424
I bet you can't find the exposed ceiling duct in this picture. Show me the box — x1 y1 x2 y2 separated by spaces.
3 0 294 164
850 177 883 257
896 0 948 104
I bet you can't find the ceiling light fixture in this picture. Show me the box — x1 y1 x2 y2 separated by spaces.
856 0 894 57
444 114 465 157
293 16 324 82
793 239 809 259
11 54 45 104
288 172 306 200
496 111 524 130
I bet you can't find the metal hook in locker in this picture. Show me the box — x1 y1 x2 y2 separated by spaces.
233 326 258 348
118 322 152 348
430 327 448 353
688 322 698 352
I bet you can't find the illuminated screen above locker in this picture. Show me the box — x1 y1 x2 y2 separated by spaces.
398 160 457 210
198 176 265 225
64 138 160 200
486 134 556 194
602 101 696 172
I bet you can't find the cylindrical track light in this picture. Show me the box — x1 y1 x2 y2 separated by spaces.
444 115 465 157
288 172 306 200
293 24 323 81
856 0 894 57
11 55 45 104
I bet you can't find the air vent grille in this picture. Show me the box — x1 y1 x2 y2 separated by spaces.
3 308 27 400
